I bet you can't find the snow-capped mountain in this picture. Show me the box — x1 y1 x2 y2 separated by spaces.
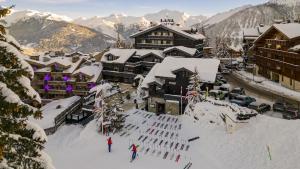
197 2 300 48
74 9 207 39
5 10 73 25
269 0 300 6
5 11 114 53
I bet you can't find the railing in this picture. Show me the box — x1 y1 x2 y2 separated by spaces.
48 81 66 86
125 61 142 67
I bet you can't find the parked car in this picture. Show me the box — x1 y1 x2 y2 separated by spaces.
248 102 271 113
209 90 227 100
283 108 300 120
272 101 294 112
230 95 256 107
221 68 231 74
229 87 246 99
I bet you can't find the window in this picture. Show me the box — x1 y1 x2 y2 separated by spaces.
114 67 118 71
154 58 160 63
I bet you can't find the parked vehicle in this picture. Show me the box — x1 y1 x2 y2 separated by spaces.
221 68 231 74
272 101 294 112
283 108 300 120
248 102 271 113
230 95 256 107
209 90 227 100
229 87 246 99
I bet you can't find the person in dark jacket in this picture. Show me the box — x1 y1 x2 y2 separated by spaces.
107 137 112 152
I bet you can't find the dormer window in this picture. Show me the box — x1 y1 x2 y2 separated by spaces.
108 55 113 61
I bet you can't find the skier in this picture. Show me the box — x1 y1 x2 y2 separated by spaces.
107 137 112 152
131 144 137 161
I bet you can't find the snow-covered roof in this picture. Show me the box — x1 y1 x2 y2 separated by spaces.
254 23 300 44
30 96 81 129
130 24 205 40
163 46 197 56
35 56 86 73
47 57 73 67
135 49 164 59
142 57 220 88
243 26 270 38
273 23 300 39
101 49 136 64
289 44 300 52
73 63 103 82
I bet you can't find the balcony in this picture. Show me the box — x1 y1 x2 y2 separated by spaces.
266 39 289 46
48 90 66 95
102 70 136 78
48 81 66 86
147 35 174 40
73 90 89 96
136 43 173 49
125 61 142 67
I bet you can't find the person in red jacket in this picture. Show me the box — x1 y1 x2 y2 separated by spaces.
131 144 137 160
107 137 112 152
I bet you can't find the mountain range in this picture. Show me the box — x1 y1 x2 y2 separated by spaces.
3 0 300 54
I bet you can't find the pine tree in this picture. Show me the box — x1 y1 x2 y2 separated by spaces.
0 6 54 169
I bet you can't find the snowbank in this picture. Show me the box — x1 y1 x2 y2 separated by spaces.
234 71 300 102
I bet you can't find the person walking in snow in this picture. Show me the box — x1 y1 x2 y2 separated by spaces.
131 144 137 161
107 137 112 152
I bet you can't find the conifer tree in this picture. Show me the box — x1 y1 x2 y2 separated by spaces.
0 6 54 169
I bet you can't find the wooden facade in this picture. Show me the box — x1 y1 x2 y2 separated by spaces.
130 24 204 52
102 52 162 83
253 24 300 91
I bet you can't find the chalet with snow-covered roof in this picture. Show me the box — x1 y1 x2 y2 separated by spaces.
130 24 205 55
163 46 200 58
101 48 164 83
141 57 220 115
253 23 300 91
26 52 103 100
243 25 269 62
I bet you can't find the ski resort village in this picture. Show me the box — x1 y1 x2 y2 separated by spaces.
2 0 300 169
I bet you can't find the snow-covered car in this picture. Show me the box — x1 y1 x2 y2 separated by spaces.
230 95 256 107
209 90 227 100
273 101 295 112
229 87 246 99
248 102 271 113
283 109 300 120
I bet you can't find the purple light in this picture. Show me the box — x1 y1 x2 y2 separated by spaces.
88 83 96 89
44 73 51 81
63 75 70 82
44 84 50 92
66 84 73 93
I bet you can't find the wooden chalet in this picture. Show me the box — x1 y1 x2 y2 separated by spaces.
130 24 205 54
252 23 300 91
141 57 220 115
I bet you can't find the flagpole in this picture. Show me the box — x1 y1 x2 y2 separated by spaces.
180 86 183 115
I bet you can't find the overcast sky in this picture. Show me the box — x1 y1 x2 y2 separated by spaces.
1 0 268 18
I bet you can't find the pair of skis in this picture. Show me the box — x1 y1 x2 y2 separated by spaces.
183 162 192 169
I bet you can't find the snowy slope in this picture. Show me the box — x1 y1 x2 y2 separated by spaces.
198 5 252 27
45 107 300 169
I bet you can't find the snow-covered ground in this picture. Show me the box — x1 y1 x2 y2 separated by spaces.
45 104 300 169
234 71 300 102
